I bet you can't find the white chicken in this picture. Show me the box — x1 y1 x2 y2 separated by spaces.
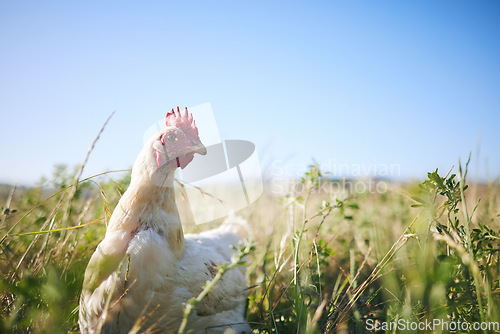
79 108 250 333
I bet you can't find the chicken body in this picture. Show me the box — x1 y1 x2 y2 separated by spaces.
79 109 250 333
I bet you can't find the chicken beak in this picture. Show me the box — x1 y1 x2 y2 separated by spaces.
190 143 207 156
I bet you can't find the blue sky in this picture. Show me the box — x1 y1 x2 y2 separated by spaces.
1 1 499 185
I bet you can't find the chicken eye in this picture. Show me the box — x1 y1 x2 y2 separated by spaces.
166 133 177 142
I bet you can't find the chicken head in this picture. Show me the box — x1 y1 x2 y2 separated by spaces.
152 106 207 170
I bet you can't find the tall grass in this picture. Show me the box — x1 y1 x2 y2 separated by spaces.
1 157 499 333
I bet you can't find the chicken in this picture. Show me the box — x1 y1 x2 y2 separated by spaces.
79 108 250 334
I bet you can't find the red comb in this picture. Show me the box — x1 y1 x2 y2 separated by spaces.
165 106 198 137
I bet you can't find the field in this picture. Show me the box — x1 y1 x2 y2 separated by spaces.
1 161 499 333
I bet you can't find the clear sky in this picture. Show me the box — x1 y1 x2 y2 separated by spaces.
1 1 499 186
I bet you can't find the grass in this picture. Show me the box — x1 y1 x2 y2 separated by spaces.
1 157 499 333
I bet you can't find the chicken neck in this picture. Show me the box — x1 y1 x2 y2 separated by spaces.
106 166 185 257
